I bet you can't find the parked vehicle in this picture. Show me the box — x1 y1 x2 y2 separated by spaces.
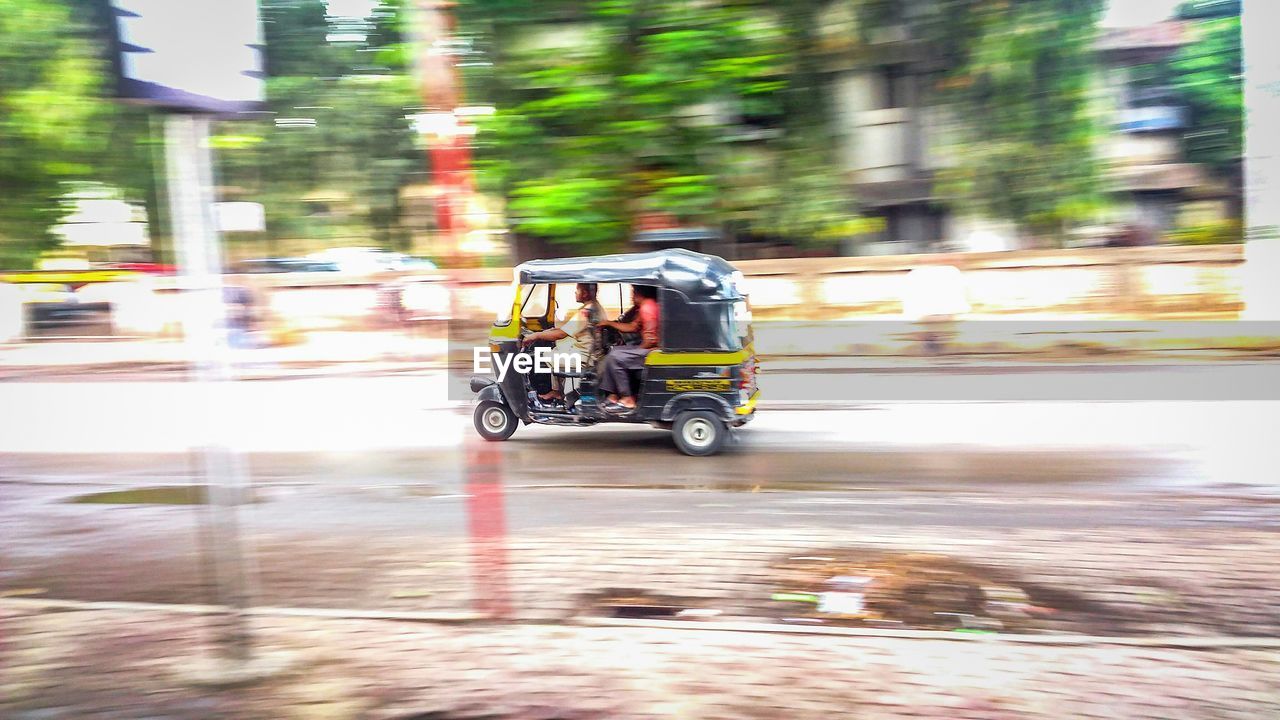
304 248 436 274
231 258 339 274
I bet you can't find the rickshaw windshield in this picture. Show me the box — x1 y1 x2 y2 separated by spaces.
493 280 517 326
519 283 549 319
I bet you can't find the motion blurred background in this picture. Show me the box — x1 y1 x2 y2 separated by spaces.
5 1 1280 719
0 0 1259 355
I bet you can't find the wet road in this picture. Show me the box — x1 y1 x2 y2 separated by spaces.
2 370 1276 488
5 440 1280 610
2 369 1278 544
3 369 1279 608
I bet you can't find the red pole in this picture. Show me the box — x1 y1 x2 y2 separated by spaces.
412 1 507 616
409 0 474 265
464 436 511 618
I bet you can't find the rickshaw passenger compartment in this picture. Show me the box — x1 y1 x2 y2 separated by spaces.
627 368 644 397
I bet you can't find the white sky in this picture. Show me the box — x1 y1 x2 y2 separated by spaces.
1102 0 1185 27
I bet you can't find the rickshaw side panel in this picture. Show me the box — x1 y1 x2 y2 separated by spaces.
637 362 743 422
657 392 736 423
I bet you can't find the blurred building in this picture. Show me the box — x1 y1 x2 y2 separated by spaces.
218 1 1240 264
822 1 1242 255
1095 21 1235 240
828 0 954 255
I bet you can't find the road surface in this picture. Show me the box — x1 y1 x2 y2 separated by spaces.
3 368 1278 612
2 368 1276 487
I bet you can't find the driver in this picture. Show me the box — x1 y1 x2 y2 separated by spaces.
520 283 605 402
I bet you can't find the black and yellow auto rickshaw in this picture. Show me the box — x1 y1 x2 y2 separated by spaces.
469 249 758 456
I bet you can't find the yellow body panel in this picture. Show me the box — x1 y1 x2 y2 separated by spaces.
645 348 750 366
0 270 140 284
665 379 733 392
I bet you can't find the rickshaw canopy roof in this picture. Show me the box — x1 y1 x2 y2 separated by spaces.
516 249 742 301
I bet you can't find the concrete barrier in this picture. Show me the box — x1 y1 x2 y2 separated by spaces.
51 245 1268 358
436 245 1245 322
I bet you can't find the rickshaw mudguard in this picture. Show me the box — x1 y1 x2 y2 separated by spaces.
659 393 736 423
483 325 531 420
474 381 506 407
477 376 536 424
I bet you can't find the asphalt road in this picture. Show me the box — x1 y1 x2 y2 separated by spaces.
2 367 1277 539
3 368 1280 609
2 368 1276 484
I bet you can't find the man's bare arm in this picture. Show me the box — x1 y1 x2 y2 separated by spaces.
523 328 569 345
600 319 639 333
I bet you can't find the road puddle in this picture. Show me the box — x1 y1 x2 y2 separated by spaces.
66 486 261 505
515 481 862 493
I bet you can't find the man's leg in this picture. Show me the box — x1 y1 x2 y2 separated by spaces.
609 350 635 403
605 351 636 406
597 354 619 400
611 347 650 408
547 348 584 399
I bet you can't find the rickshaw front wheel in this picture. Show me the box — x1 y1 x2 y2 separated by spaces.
474 401 517 441
672 410 727 456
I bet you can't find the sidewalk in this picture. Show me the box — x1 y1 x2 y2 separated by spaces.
7 500 1280 717
0 332 448 379
3 333 1276 381
4 602 1278 719
8 520 1280 637
8 317 1280 375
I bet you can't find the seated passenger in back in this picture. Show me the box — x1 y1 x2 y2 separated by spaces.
596 284 660 411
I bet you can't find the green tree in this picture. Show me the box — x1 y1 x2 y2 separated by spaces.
0 0 108 268
215 0 423 255
462 0 1110 253
916 0 1108 246
461 0 865 253
1169 15 1241 178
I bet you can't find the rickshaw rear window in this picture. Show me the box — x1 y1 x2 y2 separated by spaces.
733 299 753 346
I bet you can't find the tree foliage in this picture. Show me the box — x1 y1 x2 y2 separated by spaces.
462 0 1110 250
215 0 422 253
0 0 1119 264
460 0 866 251
913 0 1108 244
0 0 109 267
1170 15 1241 176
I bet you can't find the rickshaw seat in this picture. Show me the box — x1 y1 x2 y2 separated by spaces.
553 370 590 379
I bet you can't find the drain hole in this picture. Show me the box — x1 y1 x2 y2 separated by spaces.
612 604 683 619
582 589 715 621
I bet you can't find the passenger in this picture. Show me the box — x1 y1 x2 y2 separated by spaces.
596 284 660 412
520 283 605 402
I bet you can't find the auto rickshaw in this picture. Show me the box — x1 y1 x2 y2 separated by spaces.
469 249 758 456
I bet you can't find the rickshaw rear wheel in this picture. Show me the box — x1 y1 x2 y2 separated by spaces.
672 410 727 456
474 401 517 441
